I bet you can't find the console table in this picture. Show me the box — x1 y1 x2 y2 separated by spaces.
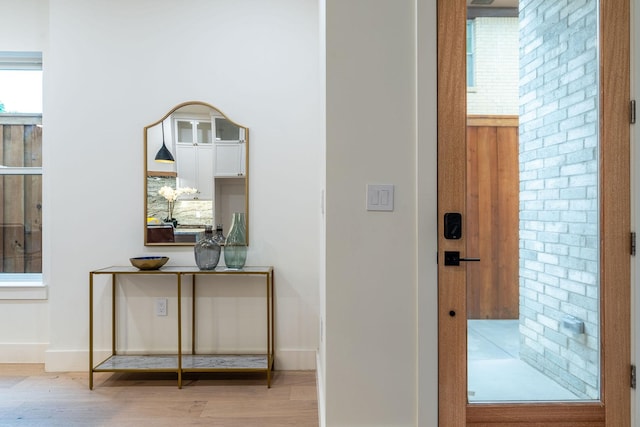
89 266 274 389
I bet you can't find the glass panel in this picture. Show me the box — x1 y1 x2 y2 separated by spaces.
466 0 600 402
0 69 42 113
177 120 194 143
0 59 43 279
0 174 42 273
197 121 212 144
215 117 241 141
466 20 475 88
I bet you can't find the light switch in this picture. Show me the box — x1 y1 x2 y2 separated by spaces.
366 184 394 211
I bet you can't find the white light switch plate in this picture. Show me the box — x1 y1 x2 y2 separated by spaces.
366 184 394 211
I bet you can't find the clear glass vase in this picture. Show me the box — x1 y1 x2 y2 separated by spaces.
213 224 226 246
224 212 247 269
194 226 221 270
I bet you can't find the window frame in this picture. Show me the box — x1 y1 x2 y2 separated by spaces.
466 19 476 89
0 51 45 299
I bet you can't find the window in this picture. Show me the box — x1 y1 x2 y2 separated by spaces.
0 52 43 288
467 19 475 88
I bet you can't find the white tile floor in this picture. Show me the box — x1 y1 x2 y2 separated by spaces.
467 319 582 402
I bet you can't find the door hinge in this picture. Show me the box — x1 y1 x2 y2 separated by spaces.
632 232 636 256
631 100 636 124
631 365 636 389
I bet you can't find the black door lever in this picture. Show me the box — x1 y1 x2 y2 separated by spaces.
444 251 481 266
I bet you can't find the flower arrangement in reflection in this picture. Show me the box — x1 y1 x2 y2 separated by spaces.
158 186 198 223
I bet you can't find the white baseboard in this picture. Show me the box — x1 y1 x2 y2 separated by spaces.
43 348 317 372
45 349 87 371
0 343 48 363
276 349 317 370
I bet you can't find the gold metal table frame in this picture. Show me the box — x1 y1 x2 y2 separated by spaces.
89 266 274 389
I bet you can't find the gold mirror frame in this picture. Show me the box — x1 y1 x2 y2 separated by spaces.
144 101 249 246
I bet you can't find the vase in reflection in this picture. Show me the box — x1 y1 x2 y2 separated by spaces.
224 212 247 269
194 225 221 270
213 223 226 246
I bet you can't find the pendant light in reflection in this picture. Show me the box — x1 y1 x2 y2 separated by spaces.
154 120 175 163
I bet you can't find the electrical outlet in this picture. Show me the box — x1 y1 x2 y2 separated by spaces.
155 298 167 316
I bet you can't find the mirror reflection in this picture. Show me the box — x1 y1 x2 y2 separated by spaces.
144 101 248 246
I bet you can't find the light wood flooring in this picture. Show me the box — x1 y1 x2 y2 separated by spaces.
0 364 318 426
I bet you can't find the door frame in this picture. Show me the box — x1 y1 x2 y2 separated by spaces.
437 0 630 425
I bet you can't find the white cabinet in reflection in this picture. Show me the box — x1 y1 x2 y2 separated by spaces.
214 117 246 177
177 119 213 145
214 143 246 177
175 119 214 200
176 144 213 200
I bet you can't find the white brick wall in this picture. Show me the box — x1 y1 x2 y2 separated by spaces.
518 0 599 399
467 17 519 115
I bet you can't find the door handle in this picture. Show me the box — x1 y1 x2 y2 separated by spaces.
443 251 481 266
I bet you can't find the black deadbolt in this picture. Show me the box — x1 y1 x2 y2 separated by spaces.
444 213 462 239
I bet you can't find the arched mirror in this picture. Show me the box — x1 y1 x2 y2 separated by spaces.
144 101 248 246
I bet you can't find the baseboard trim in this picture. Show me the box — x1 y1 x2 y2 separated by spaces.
276 349 317 370
45 349 87 371
0 343 48 363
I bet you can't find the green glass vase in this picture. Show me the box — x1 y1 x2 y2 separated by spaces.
223 212 247 269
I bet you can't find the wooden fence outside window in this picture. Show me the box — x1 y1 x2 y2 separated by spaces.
0 116 42 273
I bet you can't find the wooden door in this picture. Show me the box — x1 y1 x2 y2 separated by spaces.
437 0 630 425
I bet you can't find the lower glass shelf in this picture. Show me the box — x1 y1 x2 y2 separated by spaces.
95 355 178 371
94 354 268 372
181 354 268 371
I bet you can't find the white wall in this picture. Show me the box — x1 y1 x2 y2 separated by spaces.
0 0 321 371
416 2 440 425
0 0 48 52
323 0 438 425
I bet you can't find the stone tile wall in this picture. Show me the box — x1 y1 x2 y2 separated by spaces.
146 177 214 226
